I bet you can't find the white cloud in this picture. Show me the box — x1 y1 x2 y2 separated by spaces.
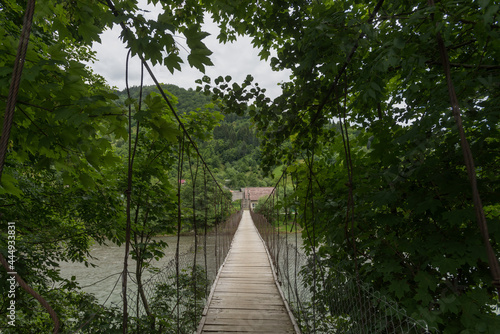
87 7 291 99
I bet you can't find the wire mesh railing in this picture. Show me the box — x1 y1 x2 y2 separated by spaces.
251 209 433 334
71 210 242 333
129 210 241 332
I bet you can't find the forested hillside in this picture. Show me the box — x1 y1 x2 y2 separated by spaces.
117 84 274 189
116 84 211 117
209 113 273 188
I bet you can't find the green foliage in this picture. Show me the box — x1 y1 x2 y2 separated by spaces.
0 286 122 333
312 124 498 332
118 84 274 189
209 112 274 188
116 84 212 116
253 120 500 332
201 0 500 332
0 0 227 332
131 266 209 334
1 1 127 330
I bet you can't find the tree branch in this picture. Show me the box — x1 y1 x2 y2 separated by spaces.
428 0 500 295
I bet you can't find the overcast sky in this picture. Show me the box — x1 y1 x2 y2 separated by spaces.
88 5 291 99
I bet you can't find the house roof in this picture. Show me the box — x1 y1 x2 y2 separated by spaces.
242 187 274 201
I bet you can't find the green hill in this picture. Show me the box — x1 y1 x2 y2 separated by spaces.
116 84 274 189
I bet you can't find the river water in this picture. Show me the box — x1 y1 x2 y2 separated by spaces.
59 235 197 306
59 231 305 308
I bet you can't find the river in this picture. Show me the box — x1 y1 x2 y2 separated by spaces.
59 235 198 306
59 231 305 308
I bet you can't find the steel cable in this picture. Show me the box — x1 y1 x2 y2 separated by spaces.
0 1 61 333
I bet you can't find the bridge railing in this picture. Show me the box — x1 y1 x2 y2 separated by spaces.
68 210 242 333
123 209 242 333
251 209 433 334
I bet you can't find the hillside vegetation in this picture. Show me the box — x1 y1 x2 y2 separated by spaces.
116 84 273 190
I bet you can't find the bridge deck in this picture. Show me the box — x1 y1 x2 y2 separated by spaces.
197 210 298 333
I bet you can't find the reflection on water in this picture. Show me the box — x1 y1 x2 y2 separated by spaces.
59 236 196 306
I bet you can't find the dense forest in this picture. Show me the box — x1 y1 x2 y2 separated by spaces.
1 0 499 333
116 84 274 189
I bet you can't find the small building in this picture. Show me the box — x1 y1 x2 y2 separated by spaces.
241 187 274 210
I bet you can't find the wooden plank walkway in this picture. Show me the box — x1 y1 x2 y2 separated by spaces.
197 210 299 333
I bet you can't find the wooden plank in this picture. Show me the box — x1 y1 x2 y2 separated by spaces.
197 211 300 334
220 268 274 273
202 330 293 333
205 318 294 327
202 324 295 333
212 286 279 294
206 308 290 318
217 274 274 280
211 293 283 305
208 303 288 311
215 280 274 285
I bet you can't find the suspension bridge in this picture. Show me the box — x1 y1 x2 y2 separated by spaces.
197 210 300 333
124 201 432 334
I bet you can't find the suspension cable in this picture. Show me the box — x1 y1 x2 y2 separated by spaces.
187 147 200 329
104 0 231 204
203 166 209 297
0 1 61 333
175 131 185 333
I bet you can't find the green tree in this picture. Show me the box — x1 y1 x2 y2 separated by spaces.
201 0 500 332
0 0 219 332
